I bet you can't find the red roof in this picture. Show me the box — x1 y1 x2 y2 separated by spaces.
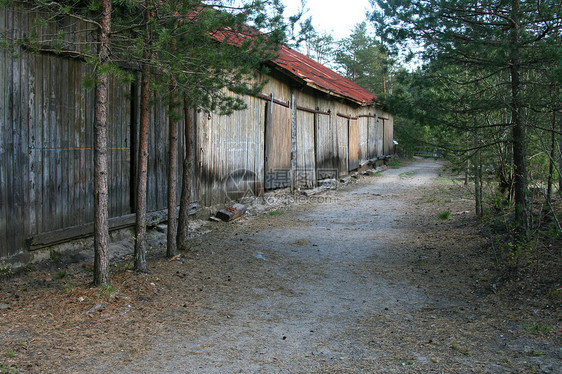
271 45 377 106
211 28 377 106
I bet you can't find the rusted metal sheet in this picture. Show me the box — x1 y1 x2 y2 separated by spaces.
348 118 359 171
265 100 291 190
272 45 378 106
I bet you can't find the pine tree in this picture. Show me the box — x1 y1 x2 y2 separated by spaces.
370 0 562 236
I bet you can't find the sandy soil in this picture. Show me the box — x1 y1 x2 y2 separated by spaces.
1 158 560 374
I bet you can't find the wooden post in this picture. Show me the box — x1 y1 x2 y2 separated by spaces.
290 89 297 192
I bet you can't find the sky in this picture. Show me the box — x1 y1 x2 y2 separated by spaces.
280 0 373 40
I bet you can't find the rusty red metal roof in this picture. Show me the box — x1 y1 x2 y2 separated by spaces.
271 45 377 106
211 27 377 106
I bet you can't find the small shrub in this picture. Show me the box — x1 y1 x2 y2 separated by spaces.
55 271 66 279
438 211 451 220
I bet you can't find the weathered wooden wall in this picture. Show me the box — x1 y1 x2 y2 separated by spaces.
348 118 360 171
196 92 266 205
1 9 394 261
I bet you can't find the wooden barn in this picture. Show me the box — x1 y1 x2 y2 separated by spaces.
0 8 393 266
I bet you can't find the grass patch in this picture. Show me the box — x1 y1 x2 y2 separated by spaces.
97 284 118 298
526 349 546 357
0 363 20 374
3 352 15 359
387 159 401 169
399 171 415 178
523 321 553 335
268 210 285 216
373 172 383 177
63 283 76 292
437 211 451 220
433 176 461 185
451 343 472 356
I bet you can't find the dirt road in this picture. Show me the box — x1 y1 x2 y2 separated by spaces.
1 158 560 373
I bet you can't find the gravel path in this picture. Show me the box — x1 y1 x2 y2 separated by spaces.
3 158 559 374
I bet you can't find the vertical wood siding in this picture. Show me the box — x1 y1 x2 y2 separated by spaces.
358 117 369 165
264 100 291 190
348 118 359 171
367 116 377 160
336 115 349 177
1 9 394 260
315 112 338 180
296 109 316 188
196 93 265 205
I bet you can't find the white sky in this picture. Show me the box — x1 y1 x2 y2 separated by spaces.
281 0 373 40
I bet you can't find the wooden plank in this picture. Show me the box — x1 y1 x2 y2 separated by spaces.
386 115 394 155
367 115 377 160
315 111 337 180
17 18 30 255
336 114 349 176
264 100 291 189
28 210 169 250
296 109 315 188
358 117 369 165
0 9 9 257
377 116 384 157
381 118 387 156
348 118 359 171
5 8 17 253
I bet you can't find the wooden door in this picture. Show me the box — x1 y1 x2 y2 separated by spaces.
264 101 291 189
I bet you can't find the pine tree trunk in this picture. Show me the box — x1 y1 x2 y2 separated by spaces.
510 0 529 237
166 89 179 258
546 111 556 202
93 0 112 286
177 102 194 251
558 112 562 195
134 3 151 273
